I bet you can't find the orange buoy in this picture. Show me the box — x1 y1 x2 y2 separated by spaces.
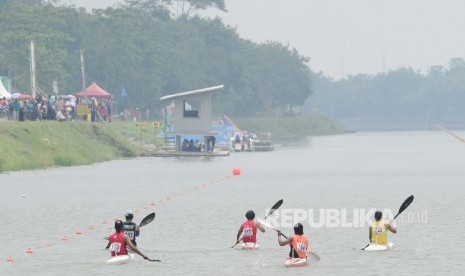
6 256 14 262
233 168 241 175
62 236 68 242
46 243 53 247
89 225 95 230
76 229 83 235
102 220 108 225
26 248 33 254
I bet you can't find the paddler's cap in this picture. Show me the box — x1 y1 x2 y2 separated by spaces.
245 210 255 220
125 210 133 217
294 223 304 235
375 211 382 221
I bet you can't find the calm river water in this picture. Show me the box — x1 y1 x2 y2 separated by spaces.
1 131 464 275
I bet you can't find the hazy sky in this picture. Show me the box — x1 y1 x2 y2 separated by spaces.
70 0 465 79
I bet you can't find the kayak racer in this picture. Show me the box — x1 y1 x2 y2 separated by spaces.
277 223 308 259
106 220 148 260
123 210 140 246
236 210 265 244
369 211 397 245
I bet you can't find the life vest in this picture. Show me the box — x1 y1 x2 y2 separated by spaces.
109 232 128 257
123 221 137 245
241 220 257 243
371 220 388 245
290 235 308 258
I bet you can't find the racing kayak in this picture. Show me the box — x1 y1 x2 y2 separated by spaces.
106 253 135 264
241 242 260 250
364 242 394 251
285 257 307 268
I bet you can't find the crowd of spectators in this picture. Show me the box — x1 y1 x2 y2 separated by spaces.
0 95 112 123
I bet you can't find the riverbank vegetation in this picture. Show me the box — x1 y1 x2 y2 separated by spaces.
233 114 347 141
0 121 140 172
0 114 347 172
310 59 465 130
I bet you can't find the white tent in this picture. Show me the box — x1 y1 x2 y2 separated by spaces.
0 81 11 99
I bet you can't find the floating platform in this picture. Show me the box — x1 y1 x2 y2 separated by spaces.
252 140 274 152
151 150 230 157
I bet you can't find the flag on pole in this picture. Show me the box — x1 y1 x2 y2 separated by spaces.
121 86 127 102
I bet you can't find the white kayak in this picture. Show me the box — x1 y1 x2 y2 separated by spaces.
106 253 135 264
285 257 307 268
364 242 394 251
241 242 260 250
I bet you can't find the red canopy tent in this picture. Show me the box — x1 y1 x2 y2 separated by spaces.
75 82 112 100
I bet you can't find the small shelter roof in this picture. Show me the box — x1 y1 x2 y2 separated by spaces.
160 85 224 101
75 82 112 99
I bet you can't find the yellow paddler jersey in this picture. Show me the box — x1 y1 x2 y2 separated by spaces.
371 221 388 245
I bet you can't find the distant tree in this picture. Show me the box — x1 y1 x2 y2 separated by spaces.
124 0 226 18
171 0 227 18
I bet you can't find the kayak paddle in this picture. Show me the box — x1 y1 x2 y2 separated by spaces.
140 212 156 227
104 212 156 240
147 258 161 262
265 199 283 219
361 195 414 250
257 218 320 262
393 195 414 219
232 199 284 248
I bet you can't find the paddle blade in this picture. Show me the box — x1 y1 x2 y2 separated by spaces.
256 218 274 230
308 252 320 262
140 212 156 227
265 199 283 219
257 218 288 238
394 195 414 219
148 258 161 262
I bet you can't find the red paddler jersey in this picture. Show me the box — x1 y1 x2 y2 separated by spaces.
241 220 257 243
109 232 128 257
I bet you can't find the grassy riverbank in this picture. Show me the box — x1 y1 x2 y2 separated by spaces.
232 114 347 140
0 121 140 173
0 114 346 173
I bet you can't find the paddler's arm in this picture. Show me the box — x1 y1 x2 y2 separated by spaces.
386 220 397 234
277 231 292 246
135 224 140 237
236 225 243 242
124 234 148 260
369 226 372 242
255 220 265 233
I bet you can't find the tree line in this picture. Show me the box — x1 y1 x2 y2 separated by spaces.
0 0 312 117
309 58 465 130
